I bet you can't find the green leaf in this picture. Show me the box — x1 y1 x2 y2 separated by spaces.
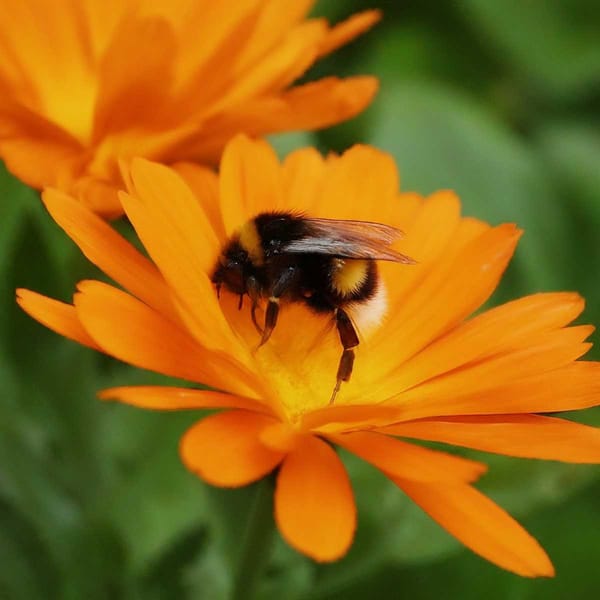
457 0 600 100
310 480 600 600
0 164 39 272
0 497 60 600
100 407 209 571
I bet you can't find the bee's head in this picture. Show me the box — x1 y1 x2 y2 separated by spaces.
212 242 251 295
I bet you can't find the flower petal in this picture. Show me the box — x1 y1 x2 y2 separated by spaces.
305 363 600 431
121 162 251 363
386 326 594 415
329 431 487 482
316 145 401 223
128 157 221 271
41 188 175 318
16 289 100 350
0 107 84 189
394 292 586 390
394 479 555 577
233 0 313 68
99 386 271 414
93 16 176 137
408 362 600 422
180 410 284 487
74 280 258 397
0 0 97 141
275 435 356 562
381 193 484 310
203 76 378 148
206 20 326 114
280 146 326 213
381 415 600 463
172 161 225 240
219 134 282 235
382 223 522 368
318 10 381 57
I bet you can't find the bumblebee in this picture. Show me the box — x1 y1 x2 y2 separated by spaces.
212 212 414 403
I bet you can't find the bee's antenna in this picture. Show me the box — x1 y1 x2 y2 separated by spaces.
216 283 221 299
238 294 244 310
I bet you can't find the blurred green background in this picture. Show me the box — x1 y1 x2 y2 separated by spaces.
1 1 599 598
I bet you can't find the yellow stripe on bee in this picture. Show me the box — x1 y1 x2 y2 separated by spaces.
331 258 368 295
238 220 264 265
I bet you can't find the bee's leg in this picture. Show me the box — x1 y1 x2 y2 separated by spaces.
258 266 297 347
259 297 280 347
251 304 263 335
330 308 359 404
246 276 263 334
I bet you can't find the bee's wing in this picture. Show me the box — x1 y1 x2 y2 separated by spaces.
283 218 415 263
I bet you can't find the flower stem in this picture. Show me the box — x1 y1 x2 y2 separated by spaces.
231 475 276 600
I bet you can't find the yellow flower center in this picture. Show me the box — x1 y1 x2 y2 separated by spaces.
219 288 388 425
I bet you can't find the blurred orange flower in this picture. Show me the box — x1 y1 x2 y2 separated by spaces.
18 136 600 576
0 0 379 216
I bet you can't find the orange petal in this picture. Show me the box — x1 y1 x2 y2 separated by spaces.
382 224 522 368
73 280 258 397
0 107 84 190
280 146 326 213
206 20 326 114
381 191 470 302
69 175 123 218
275 435 356 562
388 326 594 412
120 164 248 362
205 76 378 143
172 161 225 241
303 404 417 433
171 3 265 115
305 363 600 432
0 0 97 141
395 292 586 390
219 134 282 235
316 144 401 223
318 10 381 57
180 410 284 487
128 157 221 271
394 479 554 577
93 16 176 137
329 431 486 483
388 362 600 423
41 188 176 319
232 0 314 68
381 414 600 463
99 385 271 414
16 289 100 351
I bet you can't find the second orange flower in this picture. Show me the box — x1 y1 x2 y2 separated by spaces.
0 0 379 216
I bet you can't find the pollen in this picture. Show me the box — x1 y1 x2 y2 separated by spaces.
331 258 369 295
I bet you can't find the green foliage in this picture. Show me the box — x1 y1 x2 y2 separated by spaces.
1 1 600 599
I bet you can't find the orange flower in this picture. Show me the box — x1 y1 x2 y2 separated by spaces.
17 135 600 576
0 0 379 217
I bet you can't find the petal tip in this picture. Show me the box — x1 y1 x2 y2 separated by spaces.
97 388 116 402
